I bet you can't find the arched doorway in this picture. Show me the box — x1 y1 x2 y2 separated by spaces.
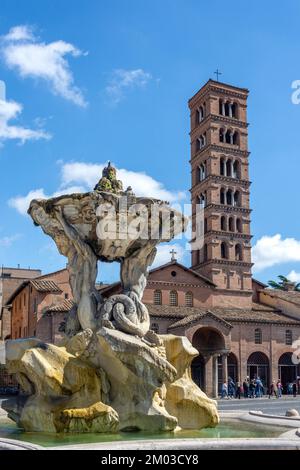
191 354 205 390
191 327 226 396
192 327 225 353
278 352 300 393
247 352 269 388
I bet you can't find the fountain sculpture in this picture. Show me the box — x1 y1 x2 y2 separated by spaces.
3 163 219 433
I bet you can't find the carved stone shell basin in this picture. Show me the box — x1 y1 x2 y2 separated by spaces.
28 191 188 261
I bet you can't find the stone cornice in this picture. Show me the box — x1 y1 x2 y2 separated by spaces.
190 114 248 137
147 280 214 289
188 81 248 108
191 175 251 191
191 144 250 160
203 204 251 214
195 258 253 268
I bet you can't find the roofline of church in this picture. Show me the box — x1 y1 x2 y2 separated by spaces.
148 260 217 287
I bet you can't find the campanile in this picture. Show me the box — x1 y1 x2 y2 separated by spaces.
189 79 253 305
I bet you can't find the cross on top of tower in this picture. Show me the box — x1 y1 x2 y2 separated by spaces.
214 69 222 81
170 249 177 261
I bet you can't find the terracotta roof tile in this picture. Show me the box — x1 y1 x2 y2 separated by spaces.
147 303 300 326
46 299 74 312
261 289 300 307
30 279 62 293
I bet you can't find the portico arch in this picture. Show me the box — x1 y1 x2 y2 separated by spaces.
278 352 300 393
191 326 228 397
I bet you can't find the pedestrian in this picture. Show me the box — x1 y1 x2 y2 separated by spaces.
277 380 283 398
221 382 228 399
235 381 241 399
269 381 278 399
249 380 255 398
293 381 297 397
228 377 235 398
243 379 249 398
287 382 293 395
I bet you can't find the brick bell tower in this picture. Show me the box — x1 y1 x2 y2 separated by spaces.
189 79 253 306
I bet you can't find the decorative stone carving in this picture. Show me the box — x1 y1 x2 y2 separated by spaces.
4 164 219 433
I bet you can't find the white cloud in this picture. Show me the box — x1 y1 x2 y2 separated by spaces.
106 68 152 104
0 96 50 144
3 25 35 42
1 25 87 107
252 234 300 272
9 161 186 215
287 270 300 283
152 243 186 268
0 233 21 247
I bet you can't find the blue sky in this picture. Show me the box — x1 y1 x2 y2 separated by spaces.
0 0 300 285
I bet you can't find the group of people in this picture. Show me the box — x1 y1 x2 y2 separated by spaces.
221 376 299 399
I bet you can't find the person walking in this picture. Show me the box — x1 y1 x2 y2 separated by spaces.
228 377 235 398
277 380 283 398
235 381 241 399
221 382 228 399
269 381 278 399
243 379 249 398
293 381 297 397
249 380 255 398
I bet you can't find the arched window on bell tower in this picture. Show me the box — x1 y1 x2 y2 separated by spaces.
226 189 233 205
220 157 225 175
235 244 243 261
226 159 232 177
236 218 242 233
220 188 225 204
233 191 240 207
219 128 225 143
221 242 228 259
228 217 234 232
233 160 240 179
221 216 226 231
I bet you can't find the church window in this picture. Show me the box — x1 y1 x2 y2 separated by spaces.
221 216 226 231
254 328 262 344
229 217 234 232
169 290 178 306
185 292 193 307
285 330 293 345
154 290 162 305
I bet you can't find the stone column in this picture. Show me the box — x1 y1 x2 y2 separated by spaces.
222 354 228 385
222 102 225 115
229 103 233 118
204 355 214 397
212 355 219 398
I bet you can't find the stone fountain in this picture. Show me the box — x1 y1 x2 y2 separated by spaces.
3 163 219 434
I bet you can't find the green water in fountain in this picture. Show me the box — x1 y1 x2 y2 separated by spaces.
0 418 287 448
